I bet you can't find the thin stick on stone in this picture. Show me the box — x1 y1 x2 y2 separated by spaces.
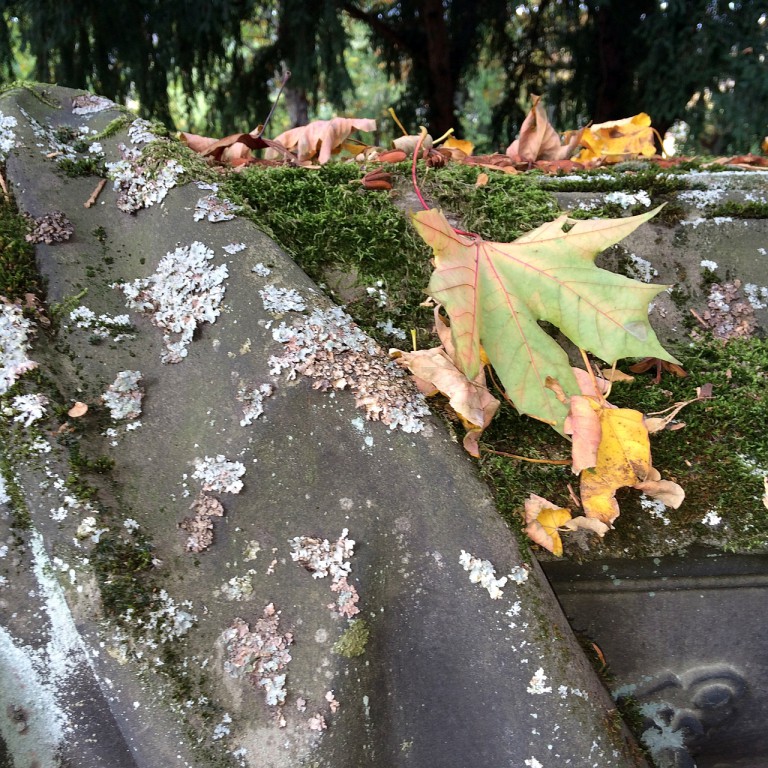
84 178 107 208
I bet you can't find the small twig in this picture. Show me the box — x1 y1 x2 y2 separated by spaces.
411 127 431 212
482 447 571 465
84 178 107 208
254 69 291 139
388 107 409 136
689 307 709 329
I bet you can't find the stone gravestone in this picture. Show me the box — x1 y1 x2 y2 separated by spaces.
0 85 647 767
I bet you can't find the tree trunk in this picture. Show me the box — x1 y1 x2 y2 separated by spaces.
285 86 309 127
420 0 456 136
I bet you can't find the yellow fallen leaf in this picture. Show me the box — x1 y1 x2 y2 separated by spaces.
475 172 489 188
575 113 656 164
580 408 651 525
523 494 572 556
442 136 474 157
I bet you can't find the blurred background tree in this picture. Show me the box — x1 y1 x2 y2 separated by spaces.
0 0 765 154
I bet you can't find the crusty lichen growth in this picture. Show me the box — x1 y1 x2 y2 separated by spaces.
332 618 369 658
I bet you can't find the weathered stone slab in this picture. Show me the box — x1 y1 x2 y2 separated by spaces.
0 85 646 767
545 552 768 768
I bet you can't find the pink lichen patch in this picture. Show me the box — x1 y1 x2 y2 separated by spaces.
290 529 362 617
695 280 758 340
325 691 340 713
221 604 293 708
180 492 224 553
307 713 327 732
71 94 115 115
328 577 360 618
0 302 37 395
24 211 73 244
117 241 227 363
102 370 143 420
270 306 430 433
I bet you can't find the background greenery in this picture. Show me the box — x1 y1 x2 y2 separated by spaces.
0 1 765 154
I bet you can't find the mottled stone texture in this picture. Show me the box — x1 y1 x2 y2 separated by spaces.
0 85 646 768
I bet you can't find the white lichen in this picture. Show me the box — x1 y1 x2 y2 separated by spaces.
68 306 134 341
0 112 18 160
106 144 184 213
376 319 407 341
290 529 360 617
605 190 651 209
527 667 552 695
459 550 508 599
192 455 246 494
193 194 237 222
118 241 227 363
127 118 157 145
252 263 271 277
700 259 719 271
7 393 48 427
220 574 255 602
0 303 38 395
237 382 274 426
223 242 246 255
260 284 307 314
75 516 109 544
102 370 143 420
289 529 354 581
702 510 722 526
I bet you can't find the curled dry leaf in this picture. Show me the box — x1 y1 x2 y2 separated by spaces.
562 515 610 538
441 136 473 158
393 133 433 155
574 113 657 164
180 130 296 167
267 118 377 164
361 170 393 191
391 344 499 457
506 95 585 164
523 493 573 556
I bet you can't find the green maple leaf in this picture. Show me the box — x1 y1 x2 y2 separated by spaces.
413 207 678 432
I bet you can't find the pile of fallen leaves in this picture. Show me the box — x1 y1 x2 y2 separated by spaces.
179 97 766 557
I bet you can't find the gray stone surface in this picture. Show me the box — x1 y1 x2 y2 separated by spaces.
0 85 646 768
545 552 768 768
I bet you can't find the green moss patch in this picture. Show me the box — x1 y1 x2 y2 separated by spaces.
0 192 42 301
332 618 370 657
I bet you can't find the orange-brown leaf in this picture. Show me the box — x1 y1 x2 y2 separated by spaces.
506 96 584 163
268 118 377 164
